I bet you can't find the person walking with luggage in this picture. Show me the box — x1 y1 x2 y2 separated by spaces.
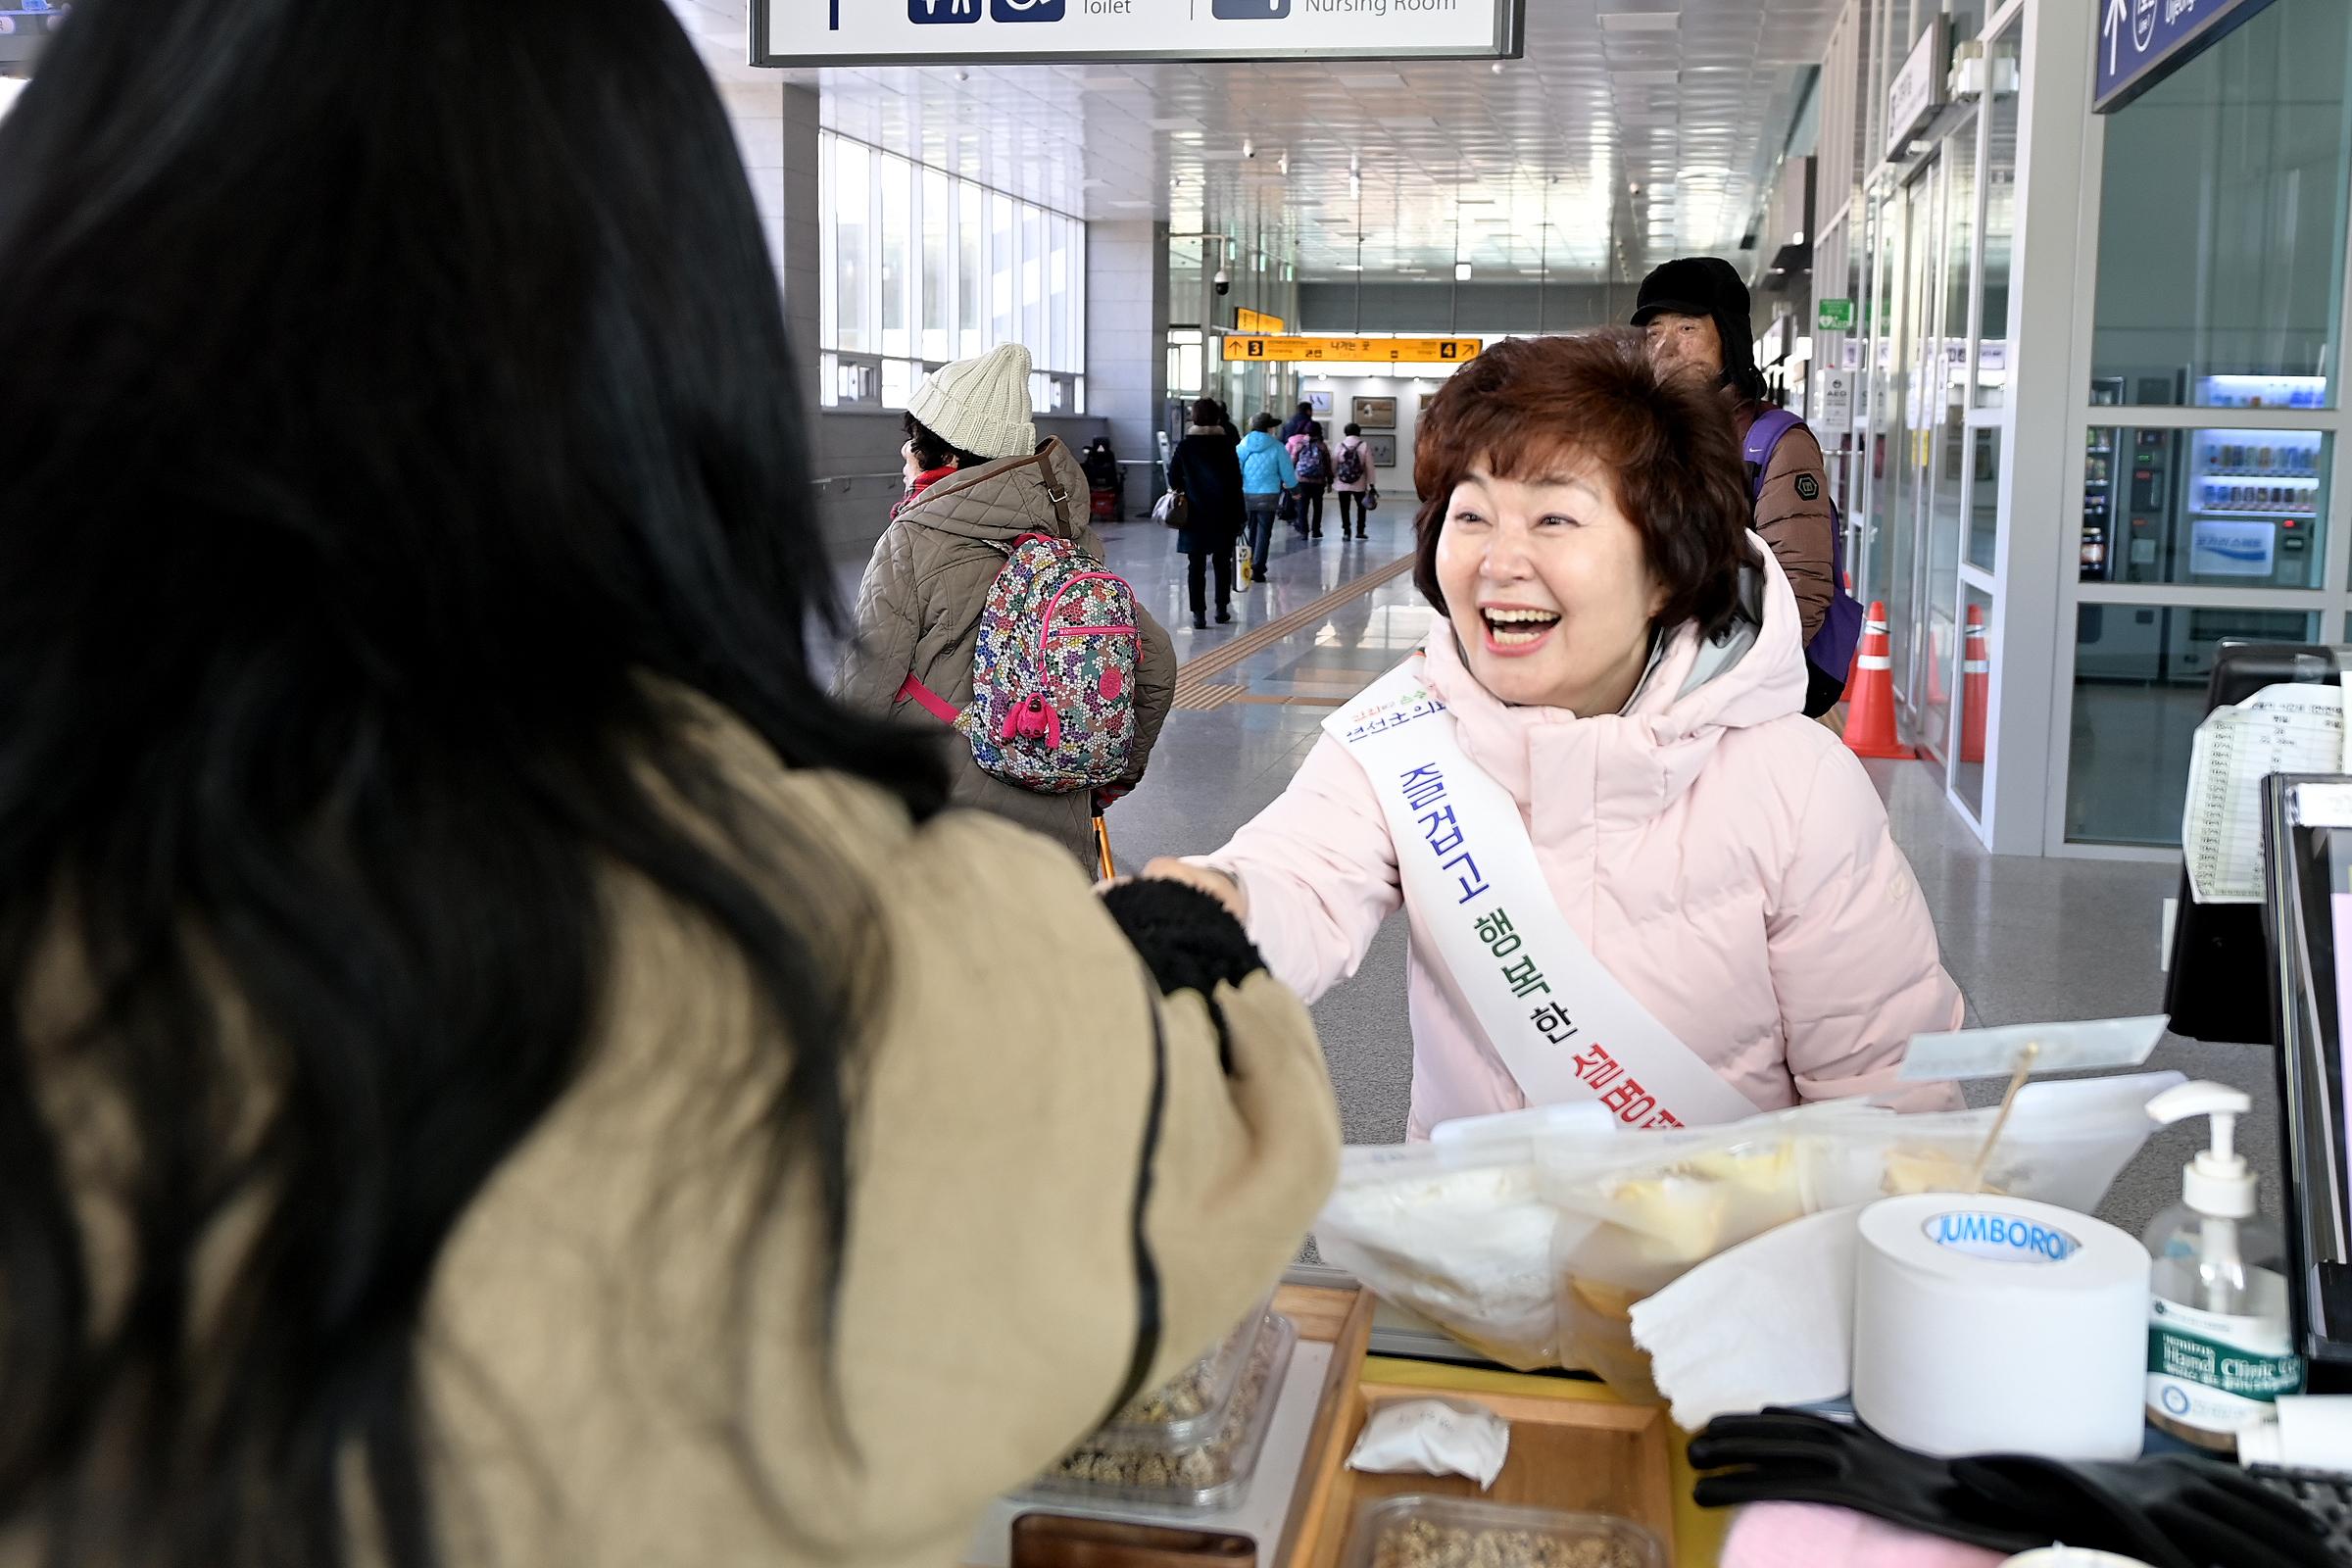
1333 422 1375 539
1634 257 1858 716
1238 412 1299 571
1288 418 1333 541
1168 396 1249 628
839 343 1179 866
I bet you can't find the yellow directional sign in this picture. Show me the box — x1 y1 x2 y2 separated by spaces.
1223 335 1483 365
1234 308 1288 334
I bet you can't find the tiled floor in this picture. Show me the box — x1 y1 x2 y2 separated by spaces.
842 504 2278 1241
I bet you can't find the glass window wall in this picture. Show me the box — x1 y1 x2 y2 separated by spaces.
2087 0 2352 407
819 132 1085 409
2069 607 2320 845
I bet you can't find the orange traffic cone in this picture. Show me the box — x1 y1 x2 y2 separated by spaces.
1843 602 1916 760
1960 605 1990 764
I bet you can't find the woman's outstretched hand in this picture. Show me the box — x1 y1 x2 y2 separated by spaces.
1135 858 1249 922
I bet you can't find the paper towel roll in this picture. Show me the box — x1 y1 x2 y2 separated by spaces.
1853 1194 2150 1460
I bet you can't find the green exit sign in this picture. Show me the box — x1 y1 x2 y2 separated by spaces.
1817 298 1855 330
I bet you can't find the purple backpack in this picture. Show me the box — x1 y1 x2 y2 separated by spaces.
1744 408 1863 694
900 531 1141 795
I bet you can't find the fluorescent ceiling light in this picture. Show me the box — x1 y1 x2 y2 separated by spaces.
1455 262 1474 281
1598 10 1681 30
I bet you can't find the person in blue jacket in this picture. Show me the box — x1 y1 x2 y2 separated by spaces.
1236 412 1299 582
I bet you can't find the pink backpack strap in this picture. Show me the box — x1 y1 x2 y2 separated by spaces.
897 674 960 725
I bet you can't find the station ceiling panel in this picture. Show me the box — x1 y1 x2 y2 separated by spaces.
670 0 1839 283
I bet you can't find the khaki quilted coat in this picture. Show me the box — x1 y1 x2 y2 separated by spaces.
836 438 1177 865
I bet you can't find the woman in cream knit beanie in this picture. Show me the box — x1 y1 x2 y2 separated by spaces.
906 342 1037 463
838 340 1179 867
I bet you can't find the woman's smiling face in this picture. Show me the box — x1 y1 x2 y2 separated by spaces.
1435 456 1667 714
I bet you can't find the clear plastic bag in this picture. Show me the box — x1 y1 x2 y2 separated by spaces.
1311 1073 2184 1386
1313 1142 1563 1370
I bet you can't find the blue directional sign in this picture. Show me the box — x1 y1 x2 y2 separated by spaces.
2095 0 2281 114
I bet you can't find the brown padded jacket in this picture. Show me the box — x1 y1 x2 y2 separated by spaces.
836 438 1179 866
1734 399 1836 646
24 691 1341 1568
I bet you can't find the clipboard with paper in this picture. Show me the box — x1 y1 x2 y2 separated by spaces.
2182 680 2351 905
2167 644 2352 1047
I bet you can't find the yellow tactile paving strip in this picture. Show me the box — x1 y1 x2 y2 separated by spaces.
1171 553 1416 710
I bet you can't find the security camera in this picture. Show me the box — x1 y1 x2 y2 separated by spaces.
1213 269 1231 296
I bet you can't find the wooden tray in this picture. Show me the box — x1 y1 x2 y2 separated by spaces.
1278 1369 1677 1568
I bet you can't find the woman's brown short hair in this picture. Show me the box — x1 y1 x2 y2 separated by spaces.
1411 329 1753 638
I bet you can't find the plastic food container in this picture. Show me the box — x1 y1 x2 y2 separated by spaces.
1345 1496 1666 1568
1025 1310 1297 1512
1095 1298 1273 1450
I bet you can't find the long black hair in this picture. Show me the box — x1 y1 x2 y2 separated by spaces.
0 0 946 1562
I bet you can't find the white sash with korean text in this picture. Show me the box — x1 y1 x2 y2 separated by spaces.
1327 657 1763 1129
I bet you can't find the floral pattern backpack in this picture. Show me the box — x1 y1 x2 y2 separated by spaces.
899 531 1142 794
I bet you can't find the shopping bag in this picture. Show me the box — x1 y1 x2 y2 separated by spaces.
1237 540 1253 591
1152 490 1189 530
1276 490 1298 523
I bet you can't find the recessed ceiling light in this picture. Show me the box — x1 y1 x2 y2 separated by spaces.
1455 262 1474 281
1598 11 1680 31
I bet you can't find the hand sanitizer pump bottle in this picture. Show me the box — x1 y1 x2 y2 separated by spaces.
2144 1082 2303 1453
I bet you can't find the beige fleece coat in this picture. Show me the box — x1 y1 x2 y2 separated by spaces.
836 439 1178 866
27 694 1341 1568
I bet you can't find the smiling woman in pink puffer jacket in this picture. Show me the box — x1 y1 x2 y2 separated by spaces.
1143 331 1962 1138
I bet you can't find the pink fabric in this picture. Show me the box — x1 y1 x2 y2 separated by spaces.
1195 543 1964 1138
898 673 961 725
1721 1503 2013 1568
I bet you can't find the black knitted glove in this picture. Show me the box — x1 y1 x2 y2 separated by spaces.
1098 876 1267 1001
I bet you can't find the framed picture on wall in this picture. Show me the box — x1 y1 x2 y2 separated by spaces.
1351 396 1397 430
1366 434 1398 468
1306 389 1334 416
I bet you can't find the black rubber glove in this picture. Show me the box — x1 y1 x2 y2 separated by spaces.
1688 1411 2046 1554
1952 1452 2336 1568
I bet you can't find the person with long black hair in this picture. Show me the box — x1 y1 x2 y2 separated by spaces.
0 1 1340 1564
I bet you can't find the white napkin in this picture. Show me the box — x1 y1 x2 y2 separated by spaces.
1628 1205 1863 1430
1347 1398 1511 1489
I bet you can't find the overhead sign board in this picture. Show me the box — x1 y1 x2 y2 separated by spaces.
754 0 1524 68
1885 15 1945 158
2095 0 2280 114
1223 336 1482 365
1235 307 1287 334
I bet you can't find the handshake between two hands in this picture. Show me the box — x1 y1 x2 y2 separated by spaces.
1096 858 1250 923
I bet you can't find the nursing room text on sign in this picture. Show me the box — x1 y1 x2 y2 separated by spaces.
754 0 1525 67
1224 335 1482 365
2095 0 2280 113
